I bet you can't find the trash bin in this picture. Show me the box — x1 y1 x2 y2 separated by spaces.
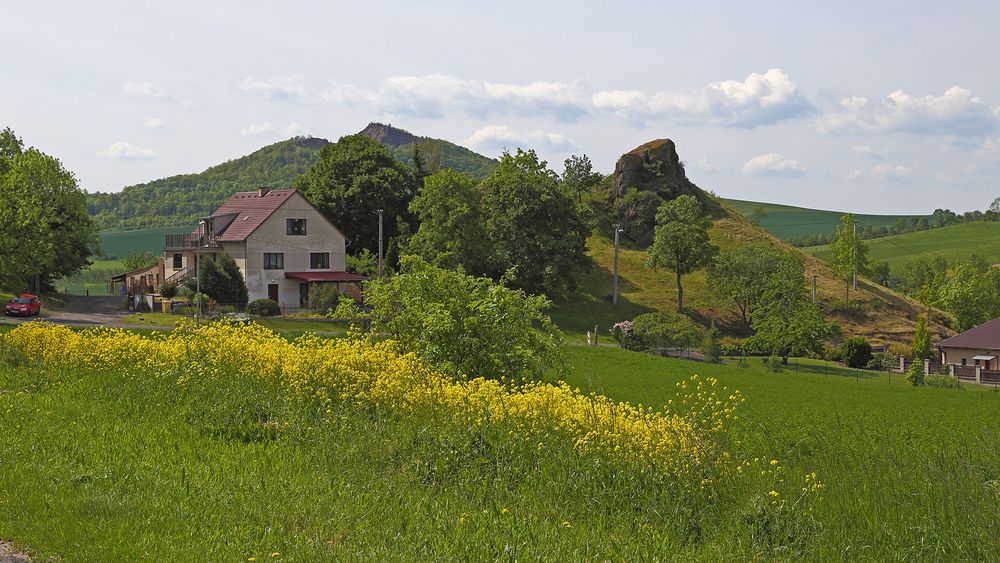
161 299 171 314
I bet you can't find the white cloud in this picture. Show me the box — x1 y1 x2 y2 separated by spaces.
143 117 166 129
240 121 276 136
815 86 1000 136
689 157 725 174
239 121 308 137
871 163 912 182
465 125 575 152
592 68 814 128
741 153 807 177
282 122 307 137
847 169 864 181
122 81 170 100
239 74 311 102
99 142 157 160
323 74 589 122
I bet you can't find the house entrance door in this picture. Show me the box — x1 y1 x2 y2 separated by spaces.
267 283 279 303
299 283 309 308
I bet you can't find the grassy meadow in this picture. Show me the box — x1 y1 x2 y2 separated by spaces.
722 198 920 241
804 221 1000 268
1 322 998 559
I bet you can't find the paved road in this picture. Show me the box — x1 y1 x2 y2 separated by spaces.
2 295 166 330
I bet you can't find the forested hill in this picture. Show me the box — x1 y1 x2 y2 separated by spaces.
358 122 498 179
87 124 498 231
87 137 329 230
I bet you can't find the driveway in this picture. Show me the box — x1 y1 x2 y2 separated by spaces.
2 295 165 330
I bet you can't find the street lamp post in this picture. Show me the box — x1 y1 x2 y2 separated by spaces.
196 219 205 318
376 209 384 278
612 223 623 304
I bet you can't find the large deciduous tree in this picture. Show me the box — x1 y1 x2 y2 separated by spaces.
407 169 492 274
0 127 98 291
830 213 870 302
295 134 416 254
938 260 1000 331
646 195 717 312
744 260 833 364
708 243 802 328
480 149 590 297
561 154 603 201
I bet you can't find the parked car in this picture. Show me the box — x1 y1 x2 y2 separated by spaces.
5 294 41 316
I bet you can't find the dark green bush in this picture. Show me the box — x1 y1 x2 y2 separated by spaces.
629 312 702 354
841 337 872 368
926 374 961 389
247 298 281 317
906 362 925 386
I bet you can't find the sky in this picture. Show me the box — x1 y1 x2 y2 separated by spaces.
4 0 1000 214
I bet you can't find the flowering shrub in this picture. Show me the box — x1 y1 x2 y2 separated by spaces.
4 321 743 481
612 320 635 348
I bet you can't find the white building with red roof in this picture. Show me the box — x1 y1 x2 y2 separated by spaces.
115 187 366 310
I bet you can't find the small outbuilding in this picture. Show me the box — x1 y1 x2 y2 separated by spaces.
937 317 1000 370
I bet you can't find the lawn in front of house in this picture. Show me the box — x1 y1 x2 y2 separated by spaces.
122 312 347 334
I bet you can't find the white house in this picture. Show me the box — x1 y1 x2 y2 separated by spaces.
113 187 366 309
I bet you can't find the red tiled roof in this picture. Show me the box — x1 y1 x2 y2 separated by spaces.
285 271 368 282
938 316 1000 349
191 189 297 242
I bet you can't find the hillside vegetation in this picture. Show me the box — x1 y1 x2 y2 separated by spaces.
804 220 1000 268
554 205 949 346
359 123 498 179
87 137 326 230
723 198 922 241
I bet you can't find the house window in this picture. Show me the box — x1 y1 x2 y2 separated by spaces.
286 218 307 236
961 358 967 366
263 252 284 270
310 252 330 269
173 254 182 269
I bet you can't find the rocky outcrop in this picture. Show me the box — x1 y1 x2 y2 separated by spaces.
358 122 421 147
611 139 722 245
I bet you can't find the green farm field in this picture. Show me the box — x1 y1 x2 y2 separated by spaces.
0 323 997 559
723 198 921 240
804 221 1000 268
98 226 191 258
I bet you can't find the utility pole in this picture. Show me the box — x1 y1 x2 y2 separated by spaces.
852 219 858 291
376 209 384 278
812 274 817 302
612 223 622 304
196 219 205 318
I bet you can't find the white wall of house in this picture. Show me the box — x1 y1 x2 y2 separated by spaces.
243 192 346 308
939 347 1000 370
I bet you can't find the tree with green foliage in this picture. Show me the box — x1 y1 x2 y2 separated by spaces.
906 361 925 386
745 259 833 364
187 255 248 307
346 249 378 277
830 213 870 302
647 195 718 312
841 336 873 368
708 243 802 328
122 251 159 272
0 127 98 291
938 260 1000 331
911 316 931 361
407 169 492 274
870 260 892 287
561 154 603 202
334 256 565 381
703 324 722 363
295 134 416 254
480 149 589 297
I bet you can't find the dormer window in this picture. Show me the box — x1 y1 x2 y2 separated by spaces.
286 218 307 236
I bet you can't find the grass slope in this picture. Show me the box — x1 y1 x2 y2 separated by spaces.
723 198 922 240
1 341 997 559
99 226 192 258
551 200 949 346
804 221 1000 268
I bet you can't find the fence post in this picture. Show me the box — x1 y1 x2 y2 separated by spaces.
923 359 930 375
975 366 982 384
949 364 955 376
899 355 905 372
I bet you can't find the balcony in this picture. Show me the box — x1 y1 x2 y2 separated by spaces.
165 233 219 249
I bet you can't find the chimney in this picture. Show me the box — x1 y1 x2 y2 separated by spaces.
258 186 270 197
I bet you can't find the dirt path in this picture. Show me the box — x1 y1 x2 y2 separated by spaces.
0 540 30 562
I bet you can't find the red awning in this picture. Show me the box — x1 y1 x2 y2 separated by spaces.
284 271 368 282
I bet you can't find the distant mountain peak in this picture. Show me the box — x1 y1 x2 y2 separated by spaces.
358 122 422 147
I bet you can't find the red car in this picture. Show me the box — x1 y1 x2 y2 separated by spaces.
5 294 41 317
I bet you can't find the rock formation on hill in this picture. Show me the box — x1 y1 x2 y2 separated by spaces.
358 122 422 146
610 139 722 246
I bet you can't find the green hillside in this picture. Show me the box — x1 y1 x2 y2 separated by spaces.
98 226 192 258
88 124 498 232
87 137 327 231
804 221 1000 268
723 198 922 240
